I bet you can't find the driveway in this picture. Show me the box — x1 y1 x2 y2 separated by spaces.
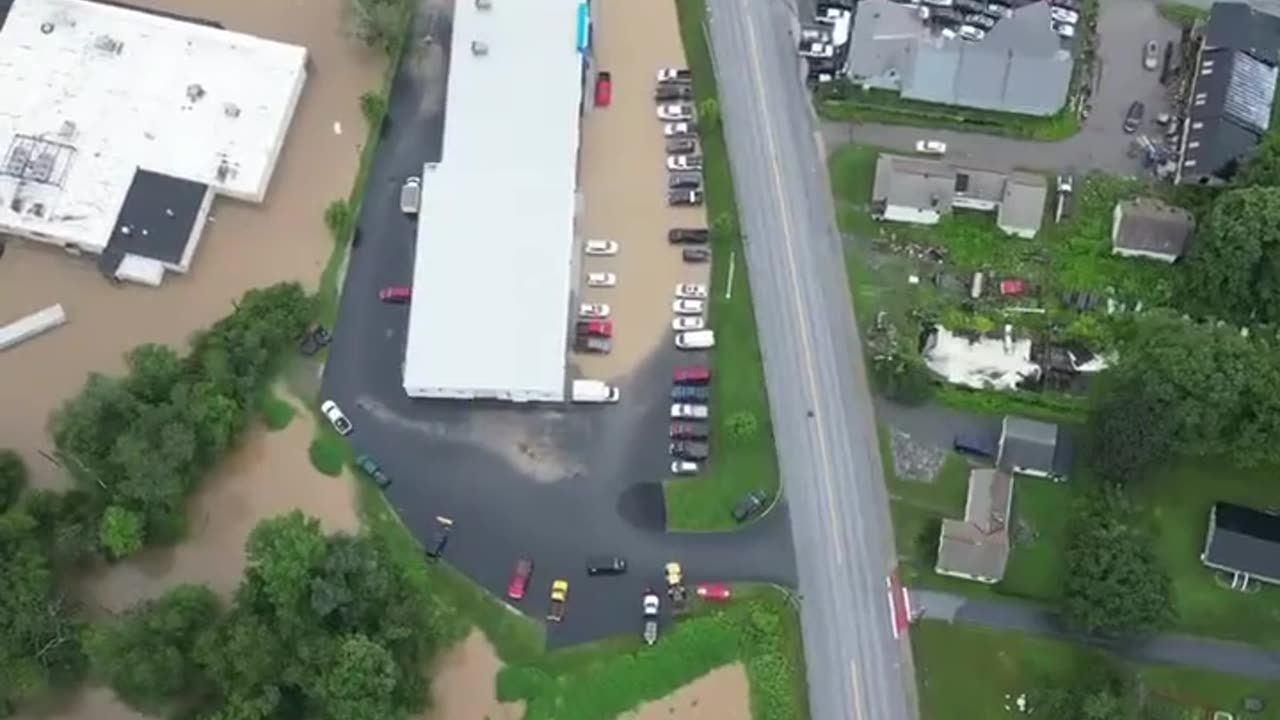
320 0 796 648
822 0 1181 176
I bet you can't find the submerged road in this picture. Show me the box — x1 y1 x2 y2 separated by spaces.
703 0 919 718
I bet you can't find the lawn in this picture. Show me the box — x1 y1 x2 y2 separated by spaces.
259 389 297 430
913 621 1279 720
1156 0 1209 28
664 0 779 531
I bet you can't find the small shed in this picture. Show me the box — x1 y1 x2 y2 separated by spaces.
1111 198 1195 263
997 415 1070 479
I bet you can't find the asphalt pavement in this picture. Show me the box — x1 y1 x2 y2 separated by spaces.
703 0 919 718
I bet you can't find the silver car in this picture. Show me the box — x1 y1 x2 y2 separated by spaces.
400 177 421 215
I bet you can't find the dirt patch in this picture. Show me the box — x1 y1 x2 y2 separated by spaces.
416 629 524 720
620 663 752 720
0 0 383 491
574 0 710 381
12 686 150 720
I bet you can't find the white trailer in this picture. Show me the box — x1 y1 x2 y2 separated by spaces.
0 304 67 351
571 379 620 403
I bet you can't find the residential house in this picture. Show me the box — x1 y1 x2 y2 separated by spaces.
997 415 1070 479
1178 2 1280 185
1110 198 1196 262
872 154 1048 236
936 468 1015 583
849 0 1074 116
1202 501 1280 589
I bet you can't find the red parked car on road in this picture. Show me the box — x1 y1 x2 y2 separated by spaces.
673 366 711 386
594 71 612 107
696 583 732 602
379 286 412 303
508 558 534 601
576 319 613 338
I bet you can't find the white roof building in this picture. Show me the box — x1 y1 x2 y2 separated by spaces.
0 0 306 284
403 0 585 402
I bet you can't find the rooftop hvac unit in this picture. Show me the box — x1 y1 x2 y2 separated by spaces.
476 0 492 9
471 40 489 56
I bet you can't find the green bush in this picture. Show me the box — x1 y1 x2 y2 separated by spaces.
259 392 296 431
99 505 145 559
0 449 27 512
359 91 387 128
726 411 760 442
324 199 353 242
309 435 346 476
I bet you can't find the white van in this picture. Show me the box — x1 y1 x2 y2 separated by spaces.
571 379 620 403
675 330 716 350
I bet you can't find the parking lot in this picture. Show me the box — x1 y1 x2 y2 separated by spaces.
574 0 710 382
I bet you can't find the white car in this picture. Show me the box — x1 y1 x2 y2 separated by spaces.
959 25 986 41
663 121 695 137
321 400 353 436
657 103 694 121
675 283 708 299
1051 20 1075 37
584 239 618 256
798 41 835 59
579 303 610 318
673 316 706 331
915 140 947 155
656 68 692 82
1050 6 1078 23
671 460 701 475
586 272 617 288
673 298 705 315
400 177 421 215
671 403 710 420
667 154 704 171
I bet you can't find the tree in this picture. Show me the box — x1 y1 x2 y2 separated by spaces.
871 352 934 405
1180 187 1280 324
1238 129 1280 186
85 584 219 707
711 212 738 244
0 450 27 513
1032 661 1136 720
359 91 387 128
726 411 759 442
1085 368 1177 485
698 97 721 130
1060 489 1175 638
313 635 400 720
345 0 410 54
99 505 144 559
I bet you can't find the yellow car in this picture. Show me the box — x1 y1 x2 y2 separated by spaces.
664 562 683 587
547 579 569 623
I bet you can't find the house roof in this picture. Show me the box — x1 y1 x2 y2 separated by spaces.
873 154 956 211
1113 198 1195 257
954 166 1008 203
1203 502 1280 581
1205 2 1280 65
937 469 1014 581
1182 111 1262 179
848 0 920 86
998 415 1061 474
997 172 1047 235
1191 49 1277 135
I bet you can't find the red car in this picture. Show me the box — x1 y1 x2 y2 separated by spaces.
508 558 534 601
379 286 412 303
673 366 711 386
670 422 709 440
999 279 1027 296
576 319 613 338
594 71 612 107
696 583 732 602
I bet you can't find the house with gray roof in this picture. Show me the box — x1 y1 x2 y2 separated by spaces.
937 468 1014 583
1111 198 1196 262
998 173 1049 239
997 415 1070 479
873 154 956 224
872 154 1047 236
849 0 1074 116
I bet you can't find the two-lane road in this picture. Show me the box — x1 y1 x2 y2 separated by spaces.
703 0 919 718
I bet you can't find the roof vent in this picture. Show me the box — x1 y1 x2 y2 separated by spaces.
40 21 54 34
224 102 241 118
471 40 489 56
94 34 123 54
187 84 206 103
476 0 492 9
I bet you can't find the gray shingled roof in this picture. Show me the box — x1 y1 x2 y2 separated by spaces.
1113 198 1195 257
1203 502 1280 582
999 416 1059 474
997 173 1047 236
873 154 956 210
937 469 1014 582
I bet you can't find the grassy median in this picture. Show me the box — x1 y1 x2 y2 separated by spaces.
663 0 780 531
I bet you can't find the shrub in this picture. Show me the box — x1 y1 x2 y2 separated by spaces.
99 505 145 559
259 392 296 431
309 435 346 476
0 449 28 512
324 199 353 242
726 411 759 442
359 91 387 128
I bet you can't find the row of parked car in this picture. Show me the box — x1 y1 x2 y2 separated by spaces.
654 68 704 208
669 365 712 475
575 239 621 355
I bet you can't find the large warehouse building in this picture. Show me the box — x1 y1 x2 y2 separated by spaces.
403 0 587 402
0 0 306 285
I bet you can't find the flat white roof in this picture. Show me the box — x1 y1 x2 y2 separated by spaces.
403 0 584 401
0 0 306 253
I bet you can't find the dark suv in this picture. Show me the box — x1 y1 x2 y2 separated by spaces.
669 228 709 244
1123 101 1145 133
668 172 703 190
586 556 628 575
670 441 710 460
654 83 694 101
668 189 704 207
731 490 769 523
671 386 711 402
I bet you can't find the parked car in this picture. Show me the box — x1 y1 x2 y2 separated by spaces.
999 278 1027 296
594 71 612 107
915 139 947 155
668 172 703 189
654 83 693 101
574 336 611 354
671 403 709 420
584 239 618 256
1057 174 1074 194
576 319 613 337
663 121 696 137
657 67 693 82
668 228 709 244
586 556 627 575
586 272 617 287
670 440 709 460
355 454 391 489
667 154 704 171
683 247 711 263
671 385 711 402
675 283 708 299
984 1 1010 16
798 40 835 58
1050 19 1075 38
425 515 454 560
321 400 353 436
1049 5 1078 23
666 138 698 154
670 421 710 439
696 583 733 602
668 189 703 206
670 460 702 475
959 24 986 41
674 329 715 349
731 490 769 523
964 13 996 29
672 316 705 331
378 286 411 303
400 177 421 215
1143 40 1160 70
673 366 712 385
953 432 997 458
657 103 694 121
507 558 534 600
579 303 611 318
1123 101 1145 133
673 298 705 315
1050 0 1078 9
